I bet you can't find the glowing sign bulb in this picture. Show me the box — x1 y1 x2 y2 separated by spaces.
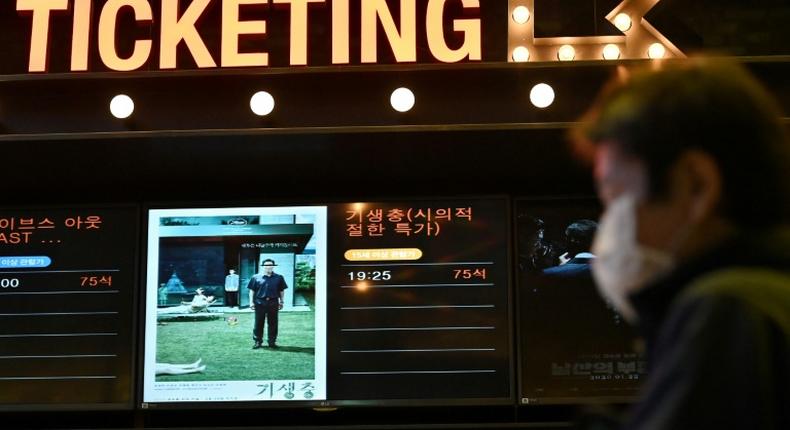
557 45 575 61
512 6 530 24
390 87 415 113
648 43 666 59
110 94 134 119
530 83 555 109
250 91 275 116
512 46 530 62
614 13 632 32
602 44 621 60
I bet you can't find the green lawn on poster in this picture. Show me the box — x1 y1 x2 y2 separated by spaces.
155 311 315 382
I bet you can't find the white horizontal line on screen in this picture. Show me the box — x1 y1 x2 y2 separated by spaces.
341 305 495 310
341 370 496 375
341 283 494 288
0 376 116 381
0 290 119 295
0 269 120 274
341 262 494 267
341 348 496 353
0 354 117 359
341 326 494 332
0 312 118 316
0 333 118 338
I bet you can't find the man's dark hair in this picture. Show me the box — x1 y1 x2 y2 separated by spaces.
575 58 790 227
261 259 276 266
565 219 597 257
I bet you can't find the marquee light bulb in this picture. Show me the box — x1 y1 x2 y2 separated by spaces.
390 87 415 113
110 94 134 119
512 46 530 62
602 44 621 60
250 91 275 116
512 6 530 24
614 13 632 32
530 83 555 109
557 45 576 61
648 43 666 59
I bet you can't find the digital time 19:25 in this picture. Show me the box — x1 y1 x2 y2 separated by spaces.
348 271 392 281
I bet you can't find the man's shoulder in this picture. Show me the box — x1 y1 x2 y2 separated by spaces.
684 268 790 308
272 273 288 287
542 263 591 277
681 267 790 330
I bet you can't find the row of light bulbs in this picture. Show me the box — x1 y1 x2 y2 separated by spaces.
84 5 657 120
512 42 666 62
510 6 667 61
512 5 634 32
107 84 558 120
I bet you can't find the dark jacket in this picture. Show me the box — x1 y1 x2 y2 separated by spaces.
247 273 288 304
542 257 594 278
622 229 790 430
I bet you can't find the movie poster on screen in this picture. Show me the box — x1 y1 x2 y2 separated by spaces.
143 206 327 403
517 199 645 402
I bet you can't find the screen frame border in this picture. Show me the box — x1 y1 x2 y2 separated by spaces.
0 203 141 412
137 195 515 410
513 195 641 406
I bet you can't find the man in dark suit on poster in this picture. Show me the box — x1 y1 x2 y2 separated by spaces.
248 259 288 349
543 219 598 278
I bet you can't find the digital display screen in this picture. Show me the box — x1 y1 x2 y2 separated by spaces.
143 206 328 404
0 206 138 410
516 199 645 404
142 198 511 406
327 200 511 402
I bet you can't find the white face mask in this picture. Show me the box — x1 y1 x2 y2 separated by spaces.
591 194 676 323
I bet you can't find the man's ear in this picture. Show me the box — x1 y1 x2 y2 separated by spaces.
676 150 723 224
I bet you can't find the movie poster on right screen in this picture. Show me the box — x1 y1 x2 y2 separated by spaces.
517 199 646 404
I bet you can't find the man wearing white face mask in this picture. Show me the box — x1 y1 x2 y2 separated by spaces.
573 59 790 429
